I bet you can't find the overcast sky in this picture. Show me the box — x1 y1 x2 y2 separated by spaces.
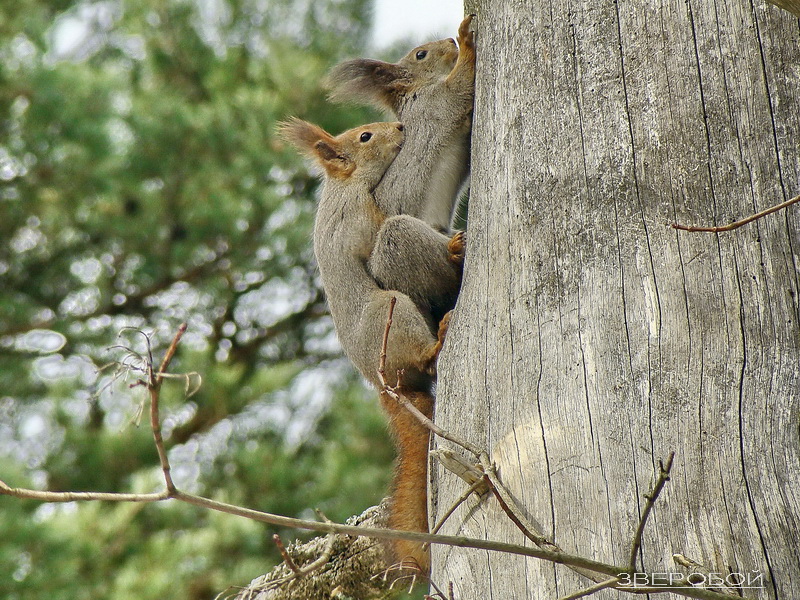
48 1 466 62
371 0 464 49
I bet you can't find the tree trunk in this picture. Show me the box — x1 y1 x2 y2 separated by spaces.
434 1 800 598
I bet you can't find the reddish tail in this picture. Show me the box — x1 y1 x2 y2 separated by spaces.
380 389 434 574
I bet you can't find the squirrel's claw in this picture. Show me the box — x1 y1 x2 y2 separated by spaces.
458 15 475 49
437 310 453 342
447 230 466 264
424 311 453 376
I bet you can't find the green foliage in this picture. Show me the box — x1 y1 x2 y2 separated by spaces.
0 1 400 598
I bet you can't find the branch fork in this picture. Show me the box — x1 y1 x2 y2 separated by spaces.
377 299 737 600
0 320 741 600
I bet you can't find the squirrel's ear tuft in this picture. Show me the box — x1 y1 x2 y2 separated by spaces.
276 118 331 154
277 118 352 178
326 59 411 113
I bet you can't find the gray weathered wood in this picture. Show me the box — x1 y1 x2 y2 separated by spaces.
767 0 800 18
434 0 800 597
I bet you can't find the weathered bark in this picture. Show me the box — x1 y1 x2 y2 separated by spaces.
434 1 800 598
767 0 800 18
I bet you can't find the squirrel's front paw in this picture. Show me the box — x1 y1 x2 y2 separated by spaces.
448 231 466 264
436 310 452 344
423 311 453 376
457 14 475 50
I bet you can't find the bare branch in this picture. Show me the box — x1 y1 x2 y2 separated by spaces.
557 577 620 600
483 465 550 547
148 322 187 494
426 476 488 546
179 489 635 578
377 297 483 457
372 297 736 600
0 474 634 584
483 462 612 587
291 510 338 578
0 323 743 600
377 295 397 386
671 193 800 232
273 535 302 576
0 482 168 503
0 474 748 600
395 384 483 457
628 452 675 573
153 322 188 387
263 509 338 587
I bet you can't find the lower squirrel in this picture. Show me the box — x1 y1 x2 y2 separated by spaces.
278 118 464 573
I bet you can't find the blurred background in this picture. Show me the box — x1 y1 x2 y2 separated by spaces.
0 0 460 598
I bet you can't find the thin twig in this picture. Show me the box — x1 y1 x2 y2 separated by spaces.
0 476 628 579
153 322 188 387
671 193 800 232
628 452 675 573
392 385 483 457
0 467 737 594
0 482 169 503
424 477 487 550
483 462 610 588
377 298 483 457
431 448 486 488
273 534 302 575
424 577 454 600
0 323 741 600
149 385 175 492
148 323 187 494
378 296 396 385
483 467 550 547
298 510 338 577
557 577 620 600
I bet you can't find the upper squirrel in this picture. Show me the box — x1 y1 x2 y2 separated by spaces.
278 117 465 574
327 15 476 233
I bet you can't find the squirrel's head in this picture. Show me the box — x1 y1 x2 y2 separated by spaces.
278 118 404 186
397 38 458 82
326 38 457 114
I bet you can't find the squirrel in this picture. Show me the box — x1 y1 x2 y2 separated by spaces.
327 14 476 234
278 117 465 574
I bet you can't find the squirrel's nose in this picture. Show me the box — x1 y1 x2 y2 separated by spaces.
396 124 404 132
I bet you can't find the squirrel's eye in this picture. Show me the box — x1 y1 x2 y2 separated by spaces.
359 132 372 143
415 50 427 60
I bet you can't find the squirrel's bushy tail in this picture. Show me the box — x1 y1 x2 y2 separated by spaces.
380 389 434 574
